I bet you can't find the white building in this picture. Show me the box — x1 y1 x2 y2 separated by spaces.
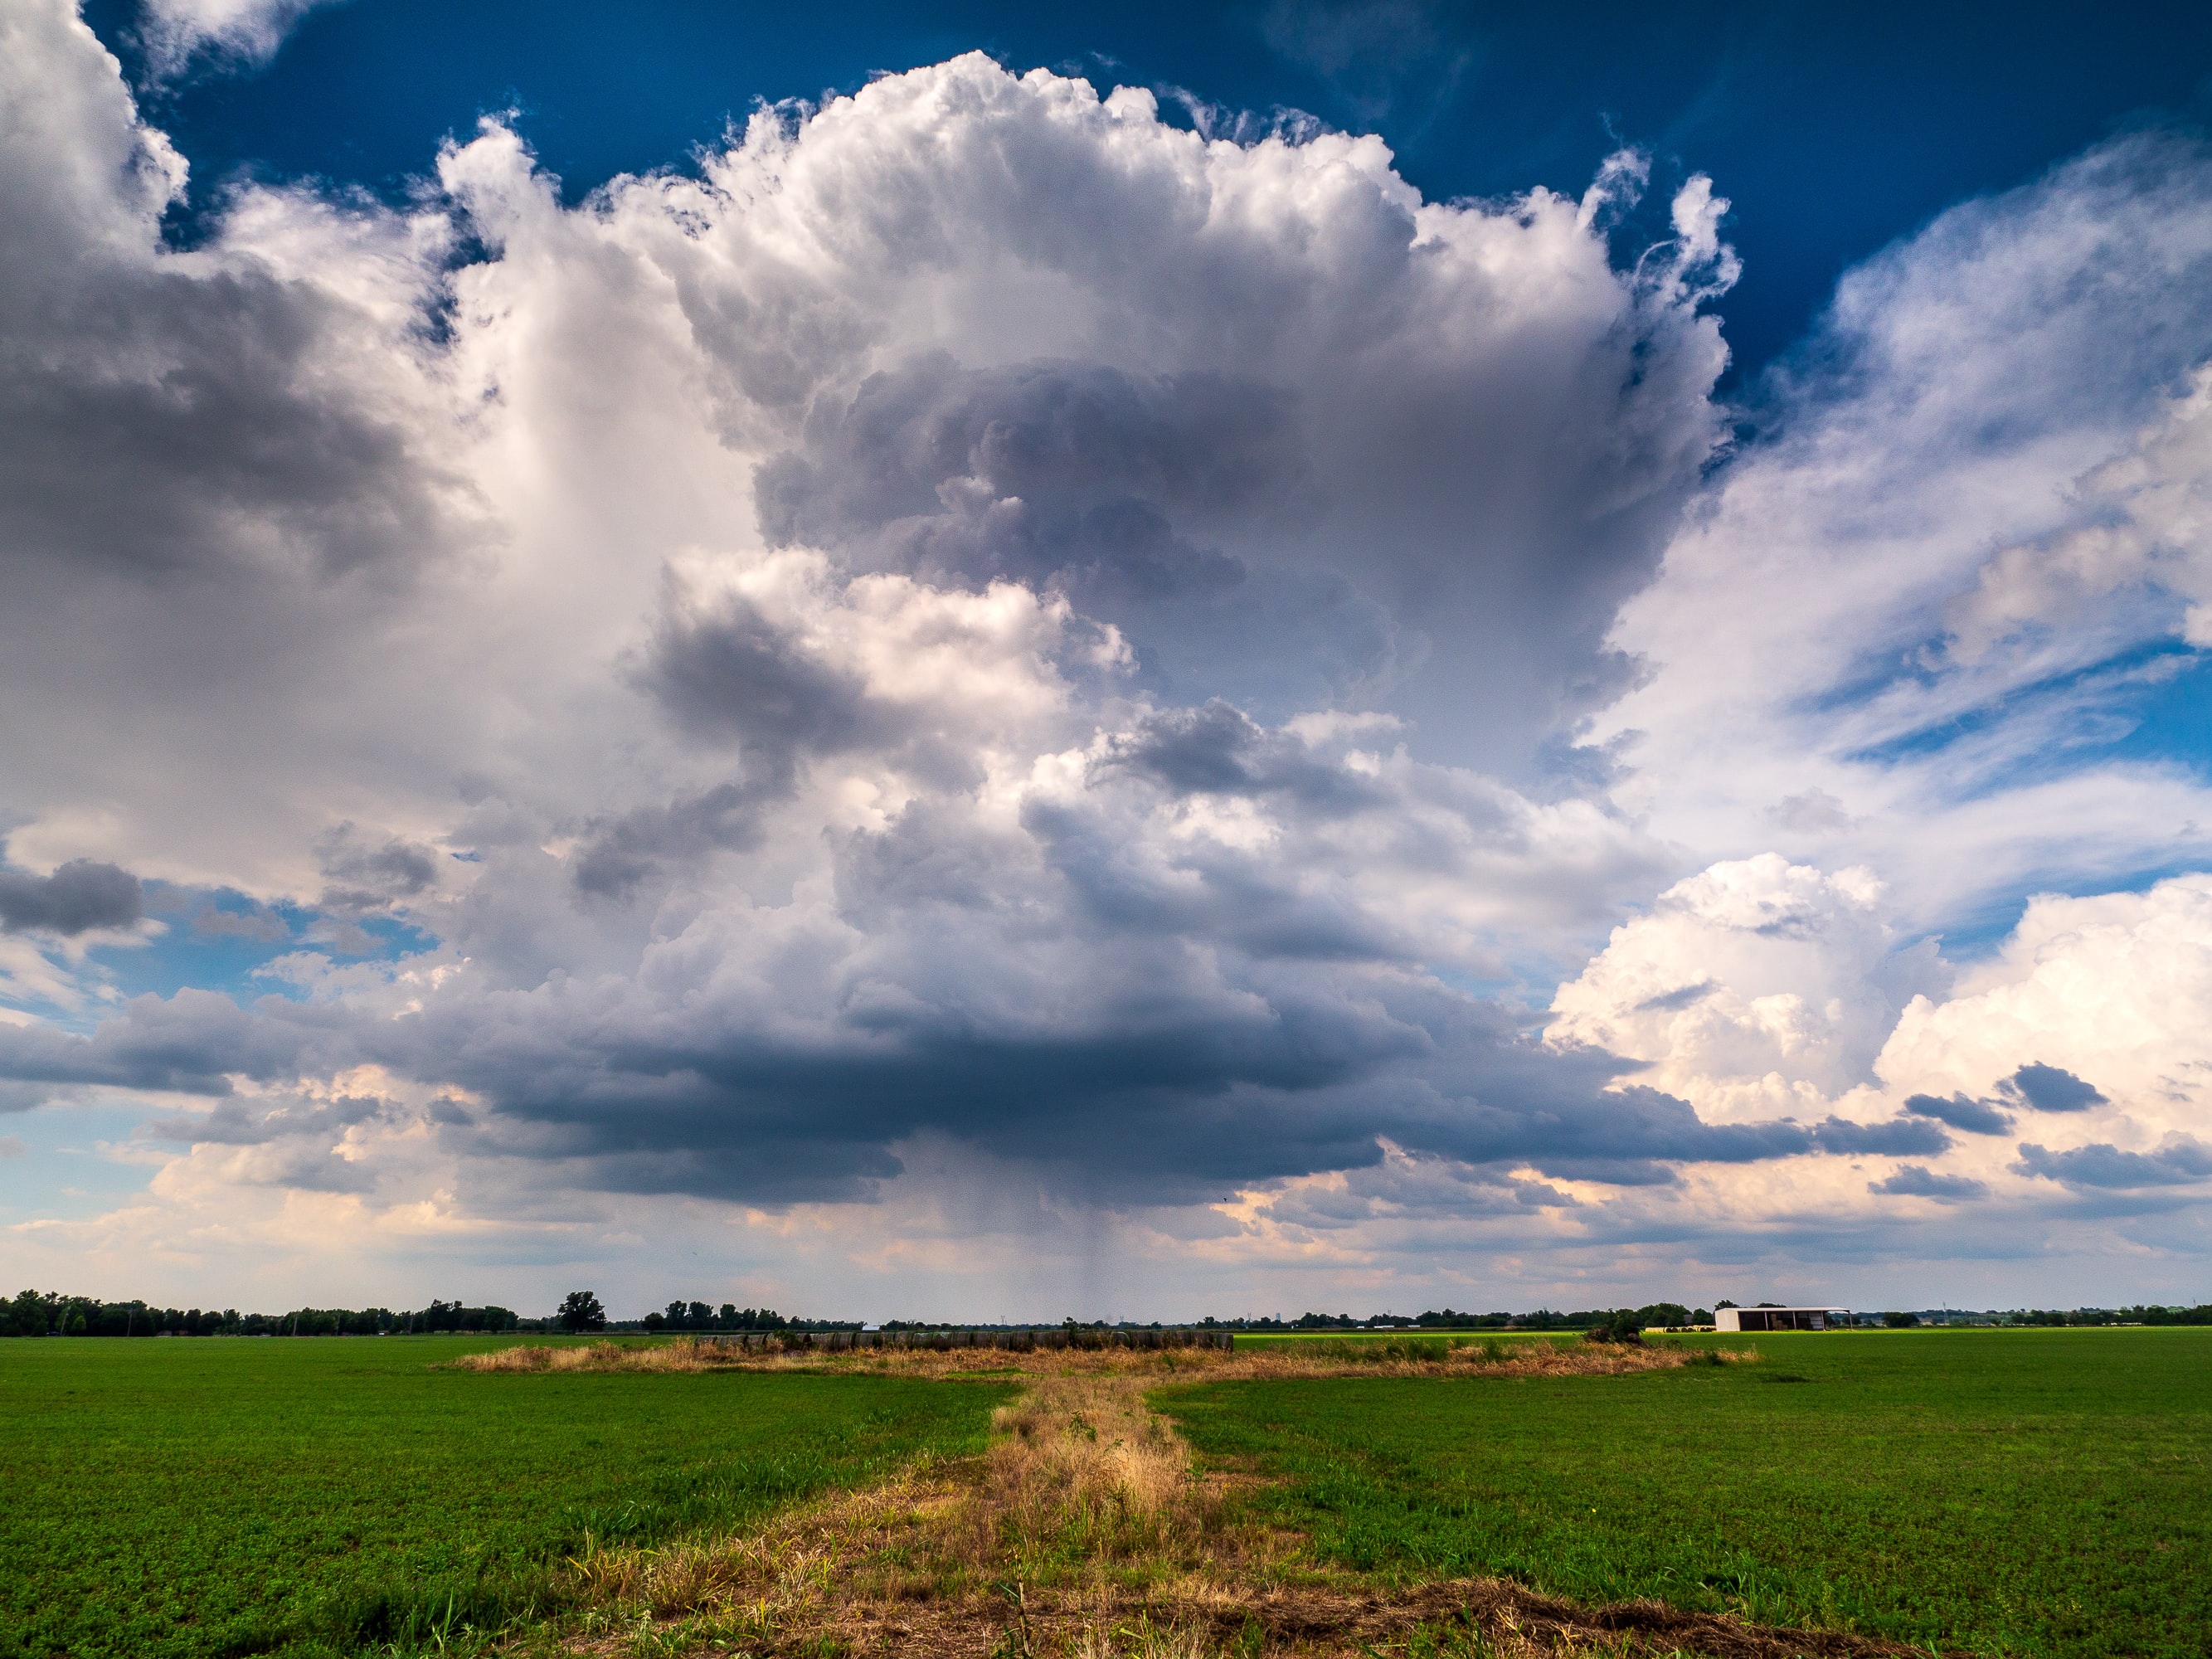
1714 1306 1846 1331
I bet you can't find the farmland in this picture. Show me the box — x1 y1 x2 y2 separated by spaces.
1166 1328 2212 1658
5 1328 2206 1658
0 1335 1007 1659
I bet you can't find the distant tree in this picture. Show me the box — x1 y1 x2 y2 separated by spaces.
1714 1300 1738 1310
557 1291 608 1333
642 1311 666 1332
1883 1311 1918 1328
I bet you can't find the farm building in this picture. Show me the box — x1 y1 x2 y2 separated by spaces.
1715 1306 1846 1331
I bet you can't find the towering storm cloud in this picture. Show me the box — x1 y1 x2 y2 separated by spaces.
5 0 2212 1314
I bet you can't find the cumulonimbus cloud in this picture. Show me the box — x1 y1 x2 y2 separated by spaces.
0 11 1746 1216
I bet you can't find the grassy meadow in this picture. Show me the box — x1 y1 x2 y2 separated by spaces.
1165 1327 2212 1658
7 1327 2208 1658
0 1335 1007 1659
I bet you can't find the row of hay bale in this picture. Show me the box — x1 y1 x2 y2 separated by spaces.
700 1327 1233 1352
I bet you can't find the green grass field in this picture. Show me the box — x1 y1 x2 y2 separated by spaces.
0 1336 1007 1659
12 1330 2207 1659
1164 1328 2212 1659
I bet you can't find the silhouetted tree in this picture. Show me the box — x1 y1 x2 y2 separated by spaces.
557 1290 607 1332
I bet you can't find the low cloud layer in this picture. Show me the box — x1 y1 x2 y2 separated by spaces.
0 861 142 937
3 2 2211 1313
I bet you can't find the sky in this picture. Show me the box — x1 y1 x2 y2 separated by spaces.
5 0 2212 1321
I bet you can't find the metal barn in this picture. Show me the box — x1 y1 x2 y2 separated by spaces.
1714 1306 1845 1331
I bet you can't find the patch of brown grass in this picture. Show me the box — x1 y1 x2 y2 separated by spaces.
455 1333 1747 1383
536 1343 1816 1657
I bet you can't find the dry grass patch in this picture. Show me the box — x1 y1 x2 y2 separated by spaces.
534 1342 1817 1657
457 1334 1746 1384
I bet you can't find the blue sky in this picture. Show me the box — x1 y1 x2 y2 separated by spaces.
5 0 2212 1318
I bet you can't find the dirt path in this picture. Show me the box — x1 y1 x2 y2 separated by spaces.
538 1345 1938 1657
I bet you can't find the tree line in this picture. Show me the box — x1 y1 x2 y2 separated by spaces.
12 1287 2205 1338
2 1292 521 1337
637 1301 861 1333
1195 1303 1707 1331
554 1292 857 1334
2006 1305 2212 1326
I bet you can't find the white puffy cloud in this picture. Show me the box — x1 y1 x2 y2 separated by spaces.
1879 875 2212 1161
1536 860 2212 1277
1548 855 1942 1122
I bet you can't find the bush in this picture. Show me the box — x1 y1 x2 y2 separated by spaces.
1581 1310 1646 1345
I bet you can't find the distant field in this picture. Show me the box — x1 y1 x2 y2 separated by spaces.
1164 1328 2212 1659
0 1336 1007 1659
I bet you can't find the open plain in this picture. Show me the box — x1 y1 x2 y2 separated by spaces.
5 1328 2205 1658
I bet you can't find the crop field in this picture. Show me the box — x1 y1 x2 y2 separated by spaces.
8 1329 2207 1659
0 1335 1007 1659
1164 1328 2212 1659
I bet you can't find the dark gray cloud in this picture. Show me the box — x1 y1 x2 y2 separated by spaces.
142 1090 386 1147
1869 1164 1989 1201
1101 701 1385 814
584 596 889 899
642 596 877 765
756 358 1282 605
406 1027 1795 1207
0 988 318 1102
315 826 439 914
571 781 773 899
1254 1151 1578 1230
1996 1063 2107 1112
0 859 143 935
1810 1115 1953 1156
6 929 1878 1205
1016 795 1409 963
1903 1091 2014 1135
2014 1138 2212 1190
